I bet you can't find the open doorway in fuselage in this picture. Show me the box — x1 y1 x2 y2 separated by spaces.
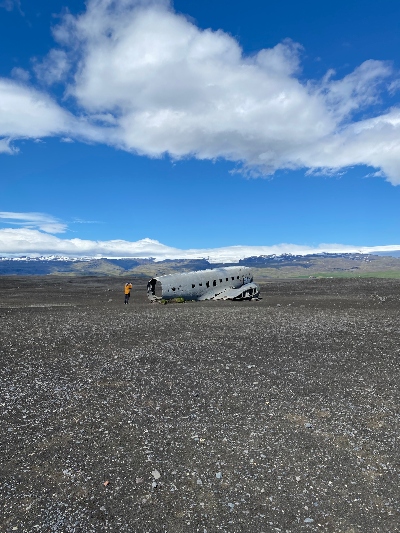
147 278 163 299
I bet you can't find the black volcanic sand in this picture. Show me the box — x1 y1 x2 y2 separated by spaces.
1 276 399 533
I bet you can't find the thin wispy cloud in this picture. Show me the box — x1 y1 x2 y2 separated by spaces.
71 218 102 225
0 212 67 233
1 0 400 183
1 227 400 262
0 137 17 154
10 67 30 83
0 0 23 14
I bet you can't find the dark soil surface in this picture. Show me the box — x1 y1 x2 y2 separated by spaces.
1 276 399 533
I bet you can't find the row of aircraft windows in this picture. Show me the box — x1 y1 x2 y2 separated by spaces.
191 276 240 289
169 274 252 292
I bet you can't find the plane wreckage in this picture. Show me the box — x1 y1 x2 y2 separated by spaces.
147 266 259 302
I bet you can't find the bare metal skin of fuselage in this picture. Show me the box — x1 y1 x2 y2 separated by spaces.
147 266 259 301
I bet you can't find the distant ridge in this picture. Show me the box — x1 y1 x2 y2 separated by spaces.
0 251 391 262
2 253 400 278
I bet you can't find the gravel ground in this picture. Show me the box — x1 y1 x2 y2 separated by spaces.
1 276 399 533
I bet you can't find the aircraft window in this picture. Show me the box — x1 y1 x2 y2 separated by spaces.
199 282 202 286
219 279 222 283
206 281 210 288
226 278 229 281
231 277 234 280
192 284 195 288
237 276 239 279
213 280 216 286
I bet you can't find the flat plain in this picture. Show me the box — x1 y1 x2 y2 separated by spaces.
0 276 399 532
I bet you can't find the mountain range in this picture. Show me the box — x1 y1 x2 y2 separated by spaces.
2 253 400 279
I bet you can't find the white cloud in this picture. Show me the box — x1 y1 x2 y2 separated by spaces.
1 227 400 262
0 137 17 154
10 67 30 82
71 217 101 224
0 212 67 233
34 49 71 85
0 78 71 139
318 61 393 119
46 0 400 183
0 78 109 150
389 79 400 94
56 1 335 169
2 0 400 183
299 109 400 180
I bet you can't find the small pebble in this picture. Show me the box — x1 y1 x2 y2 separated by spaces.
152 470 161 480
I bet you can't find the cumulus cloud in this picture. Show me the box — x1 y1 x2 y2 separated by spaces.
2 0 400 183
1 227 400 262
43 0 400 183
0 212 67 233
0 78 71 139
0 78 109 149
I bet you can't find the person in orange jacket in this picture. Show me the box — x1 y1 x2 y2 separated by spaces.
124 282 133 304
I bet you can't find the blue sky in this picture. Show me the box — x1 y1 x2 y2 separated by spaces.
1 0 400 260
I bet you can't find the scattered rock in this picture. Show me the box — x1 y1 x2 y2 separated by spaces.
152 470 161 480
1 276 399 532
